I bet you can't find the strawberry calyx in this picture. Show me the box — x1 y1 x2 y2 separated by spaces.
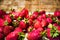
41 30 46 37
10 14 15 20
12 20 19 27
17 17 21 21
18 32 25 40
48 24 59 38
23 18 28 24
4 20 9 26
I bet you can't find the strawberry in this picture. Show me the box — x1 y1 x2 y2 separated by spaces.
37 16 43 22
4 15 12 23
28 19 33 25
28 29 41 40
41 20 47 27
25 14 29 19
53 23 59 27
0 18 4 27
46 18 53 23
42 14 46 19
34 21 42 29
54 11 60 17
19 8 28 17
3 26 14 36
0 27 4 33
6 27 22 40
19 21 26 29
57 26 60 33
37 28 43 32
46 28 51 37
39 10 45 15
30 11 38 20
11 12 20 19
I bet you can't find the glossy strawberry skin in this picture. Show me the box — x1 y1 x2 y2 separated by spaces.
37 16 43 22
41 20 47 27
28 19 33 25
54 11 60 17
4 15 12 23
0 18 4 27
46 28 51 37
6 27 22 40
3 26 14 36
19 21 26 29
28 30 41 40
30 11 38 20
39 11 45 15
46 18 53 23
34 21 42 29
11 12 20 19
42 14 46 19
19 8 28 17
0 27 4 33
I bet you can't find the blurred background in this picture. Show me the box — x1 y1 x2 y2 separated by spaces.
0 0 60 12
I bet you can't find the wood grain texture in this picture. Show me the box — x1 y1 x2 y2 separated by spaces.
0 0 60 12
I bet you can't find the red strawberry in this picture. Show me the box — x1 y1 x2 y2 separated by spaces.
42 14 46 19
30 11 38 20
41 20 47 27
37 28 43 32
11 12 20 19
3 26 14 36
57 26 60 33
0 27 4 33
4 15 12 23
28 29 41 40
34 21 42 29
28 19 33 25
37 16 43 22
46 28 51 37
53 23 59 27
46 18 52 23
19 8 28 17
0 33 4 40
54 10 60 17
39 10 45 15
19 21 26 29
6 27 22 40
25 14 29 19
0 18 4 27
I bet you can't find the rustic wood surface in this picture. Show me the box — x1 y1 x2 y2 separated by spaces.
0 0 60 12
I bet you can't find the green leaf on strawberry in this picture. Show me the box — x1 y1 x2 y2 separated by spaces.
52 17 58 22
41 30 46 37
50 25 59 38
24 18 28 23
17 17 21 21
4 20 8 26
52 32 59 38
18 32 25 40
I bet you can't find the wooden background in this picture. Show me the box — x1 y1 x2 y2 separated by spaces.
0 0 60 12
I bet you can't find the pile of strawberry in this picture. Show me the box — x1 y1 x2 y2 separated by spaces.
0 8 60 40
